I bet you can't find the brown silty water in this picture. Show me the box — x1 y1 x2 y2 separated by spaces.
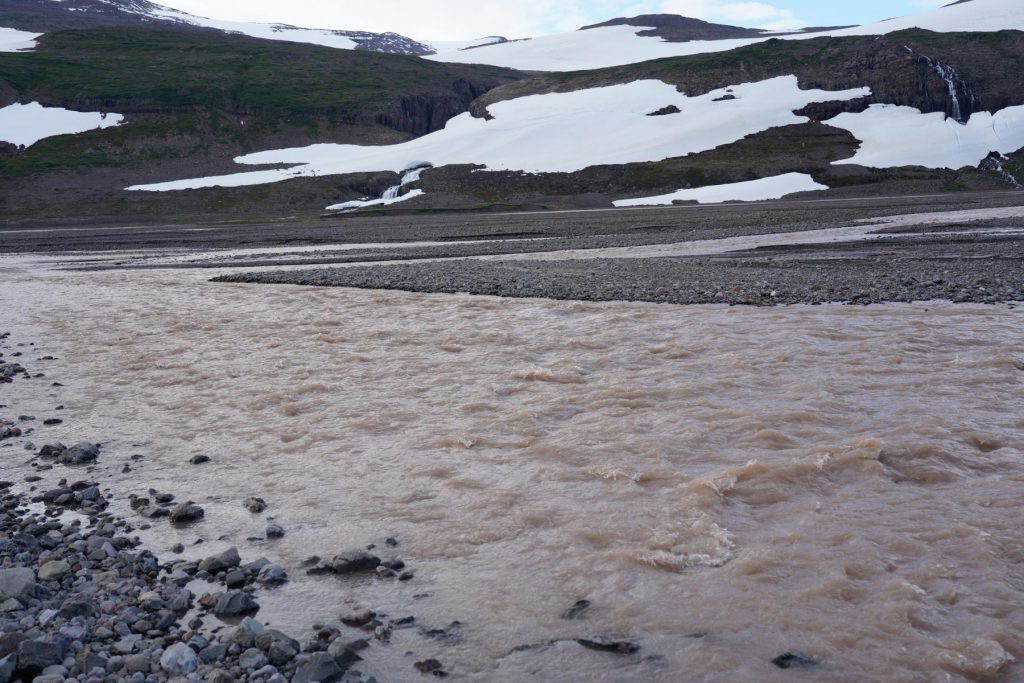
1 264 1022 682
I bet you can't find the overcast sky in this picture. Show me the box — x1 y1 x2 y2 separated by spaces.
155 0 953 40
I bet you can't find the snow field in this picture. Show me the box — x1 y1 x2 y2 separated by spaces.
613 173 828 206
0 102 124 147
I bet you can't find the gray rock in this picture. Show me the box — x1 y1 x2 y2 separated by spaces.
57 442 100 465
37 560 71 582
255 630 299 666
17 639 62 677
168 503 204 524
123 653 150 674
326 639 363 671
159 642 199 675
239 648 268 670
223 617 263 648
198 547 239 574
30 675 63 683
205 668 233 683
213 591 258 617
292 653 343 683
189 455 211 465
0 653 15 683
224 570 246 588
243 497 267 513
198 644 228 665
265 524 285 539
37 443 66 458
0 598 21 613
330 551 381 574
59 597 96 619
0 568 37 601
257 564 288 587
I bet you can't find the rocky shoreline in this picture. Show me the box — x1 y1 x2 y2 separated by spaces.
2 335 690 682
0 337 450 683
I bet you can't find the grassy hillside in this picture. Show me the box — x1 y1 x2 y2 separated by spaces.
0 28 521 177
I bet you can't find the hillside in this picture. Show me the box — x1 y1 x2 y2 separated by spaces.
0 27 522 220
0 0 436 55
1 0 1022 223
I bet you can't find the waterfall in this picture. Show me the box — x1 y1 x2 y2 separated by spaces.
380 166 427 200
325 162 433 212
905 46 974 124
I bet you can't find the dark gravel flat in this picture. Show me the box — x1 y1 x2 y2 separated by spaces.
214 230 1024 306
5 191 1023 254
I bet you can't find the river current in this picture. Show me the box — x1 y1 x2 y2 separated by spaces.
1 260 1022 682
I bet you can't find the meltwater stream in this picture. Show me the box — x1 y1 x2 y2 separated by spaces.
1 263 1023 682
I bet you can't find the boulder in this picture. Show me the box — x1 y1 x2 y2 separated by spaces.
213 591 258 617
198 547 240 574
37 560 70 582
243 497 267 513
255 630 300 666
16 640 62 678
239 648 267 670
0 568 36 602
257 564 288 586
57 442 100 465
292 653 343 683
223 617 263 648
0 653 14 683
169 503 204 523
330 551 381 574
159 642 199 675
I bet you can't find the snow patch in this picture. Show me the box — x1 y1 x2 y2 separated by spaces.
146 8 359 50
129 76 869 192
827 104 1024 169
0 26 41 52
613 173 827 206
0 102 124 148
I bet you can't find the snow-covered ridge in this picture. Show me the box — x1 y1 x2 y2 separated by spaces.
0 102 124 147
127 76 870 194
0 26 41 52
428 0 1024 71
143 6 432 54
423 36 509 55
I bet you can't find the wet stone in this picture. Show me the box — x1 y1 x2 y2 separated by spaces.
772 652 820 669
562 600 592 620
169 502 204 523
576 637 640 655
292 652 343 683
213 591 259 617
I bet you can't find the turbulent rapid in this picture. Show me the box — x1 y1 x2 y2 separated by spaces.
2 259 1022 682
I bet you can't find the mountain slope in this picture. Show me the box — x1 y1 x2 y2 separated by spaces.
0 26 522 219
0 0 435 55
428 0 1024 71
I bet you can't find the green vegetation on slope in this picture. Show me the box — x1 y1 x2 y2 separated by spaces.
0 27 522 178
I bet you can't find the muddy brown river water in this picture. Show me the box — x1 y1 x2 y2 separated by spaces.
2 257 1023 682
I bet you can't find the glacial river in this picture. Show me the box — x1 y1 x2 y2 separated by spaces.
1 255 1022 682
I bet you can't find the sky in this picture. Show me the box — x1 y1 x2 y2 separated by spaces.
154 0 953 40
